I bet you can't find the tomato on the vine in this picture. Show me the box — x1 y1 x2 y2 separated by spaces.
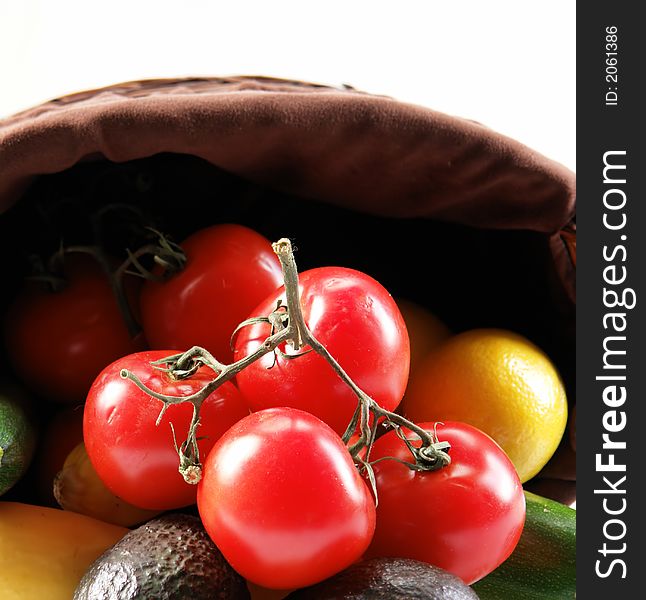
233 266 410 435
84 350 249 510
197 407 376 590
365 421 525 585
3 254 144 404
139 224 284 363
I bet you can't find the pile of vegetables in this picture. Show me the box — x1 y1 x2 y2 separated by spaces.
0 170 575 599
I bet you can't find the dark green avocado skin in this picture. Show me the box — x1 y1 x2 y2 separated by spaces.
285 557 479 600
73 513 250 600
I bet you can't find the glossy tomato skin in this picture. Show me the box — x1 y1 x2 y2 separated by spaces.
84 350 249 510
197 407 376 590
366 421 525 585
139 224 283 363
3 255 145 404
233 267 410 435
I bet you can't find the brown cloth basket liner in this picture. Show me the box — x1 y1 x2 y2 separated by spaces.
0 75 576 489
0 77 575 251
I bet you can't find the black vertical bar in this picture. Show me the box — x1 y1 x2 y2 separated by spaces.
578 2 646 596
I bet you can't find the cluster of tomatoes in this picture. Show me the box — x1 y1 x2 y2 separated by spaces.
3 222 526 591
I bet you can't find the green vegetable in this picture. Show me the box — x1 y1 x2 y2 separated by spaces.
472 490 575 599
0 388 36 496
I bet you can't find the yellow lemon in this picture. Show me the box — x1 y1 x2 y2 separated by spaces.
402 328 568 482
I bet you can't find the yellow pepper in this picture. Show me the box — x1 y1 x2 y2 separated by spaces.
0 502 128 600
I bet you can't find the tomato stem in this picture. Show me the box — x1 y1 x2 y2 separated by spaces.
271 239 451 488
61 245 142 339
121 237 451 490
121 229 187 282
120 328 293 483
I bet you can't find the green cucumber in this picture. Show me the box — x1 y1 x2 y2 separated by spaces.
472 490 575 599
0 389 36 496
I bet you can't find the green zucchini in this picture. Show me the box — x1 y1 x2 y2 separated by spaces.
472 490 575 599
0 388 36 496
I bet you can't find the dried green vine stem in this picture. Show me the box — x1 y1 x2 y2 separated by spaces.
121 228 187 282
26 244 142 339
46 231 187 339
120 238 451 492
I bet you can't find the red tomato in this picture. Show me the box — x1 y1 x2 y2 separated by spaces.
233 267 410 435
84 350 249 510
366 421 525 585
197 407 376 590
139 224 284 363
3 255 144 404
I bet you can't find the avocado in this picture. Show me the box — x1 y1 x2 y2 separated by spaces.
0 389 36 496
73 513 250 600
285 557 479 599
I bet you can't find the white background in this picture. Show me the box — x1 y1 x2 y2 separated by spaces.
0 1 575 171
